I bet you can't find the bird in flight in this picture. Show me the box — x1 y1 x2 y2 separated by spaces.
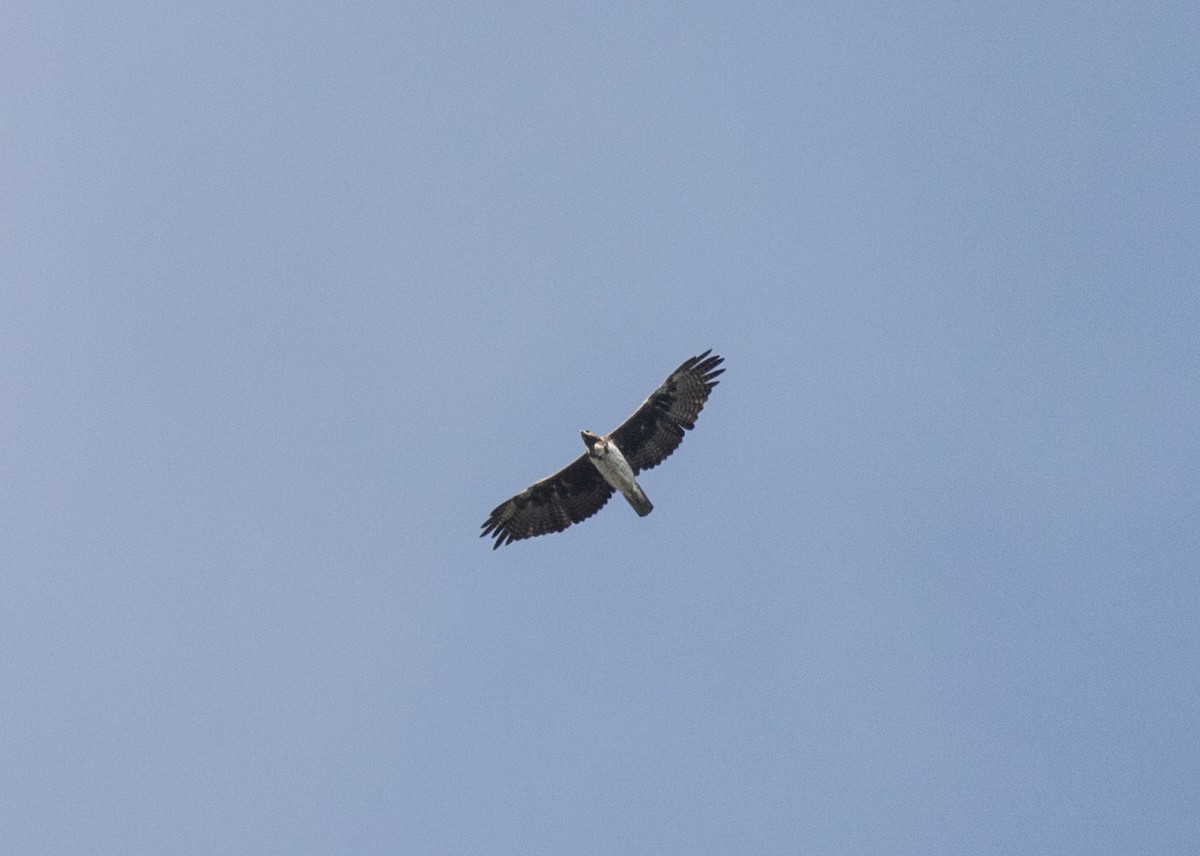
481 350 724 548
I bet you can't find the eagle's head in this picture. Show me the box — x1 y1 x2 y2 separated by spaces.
581 430 604 454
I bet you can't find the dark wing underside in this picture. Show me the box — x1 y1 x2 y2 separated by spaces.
609 349 724 474
480 453 615 549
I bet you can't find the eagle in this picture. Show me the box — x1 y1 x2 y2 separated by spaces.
481 349 724 548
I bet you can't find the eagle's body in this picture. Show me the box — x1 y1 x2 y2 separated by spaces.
582 430 653 517
481 350 724 548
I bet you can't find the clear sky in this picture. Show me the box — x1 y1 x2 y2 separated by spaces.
4 3 1198 854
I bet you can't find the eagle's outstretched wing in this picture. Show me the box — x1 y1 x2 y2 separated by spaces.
609 349 724 474
480 454 615 549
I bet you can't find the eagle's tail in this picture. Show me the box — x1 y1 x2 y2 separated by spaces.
623 484 653 517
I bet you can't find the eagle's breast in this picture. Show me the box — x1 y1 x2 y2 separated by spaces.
589 438 637 493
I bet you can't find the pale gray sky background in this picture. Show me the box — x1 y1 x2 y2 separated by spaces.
3 3 1198 853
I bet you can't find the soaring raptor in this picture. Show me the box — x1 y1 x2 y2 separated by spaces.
481 350 724 548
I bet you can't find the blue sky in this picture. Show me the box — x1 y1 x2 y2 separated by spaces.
4 3 1198 853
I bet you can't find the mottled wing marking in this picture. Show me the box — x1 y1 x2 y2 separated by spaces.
480 454 615 549
610 349 724 474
